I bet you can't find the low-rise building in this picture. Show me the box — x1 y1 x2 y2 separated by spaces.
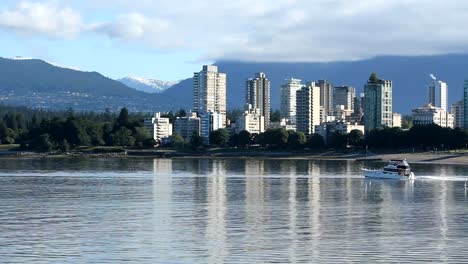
144 112 172 145
199 111 225 145
236 105 265 134
315 122 365 145
269 118 296 131
412 104 454 128
174 112 200 142
392 113 402 128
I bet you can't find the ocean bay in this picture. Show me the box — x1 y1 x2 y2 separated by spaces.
0 158 467 263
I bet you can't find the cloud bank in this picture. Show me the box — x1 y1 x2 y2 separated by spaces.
1 0 468 61
0 1 81 39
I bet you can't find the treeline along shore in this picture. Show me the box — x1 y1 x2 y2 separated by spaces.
0 105 467 164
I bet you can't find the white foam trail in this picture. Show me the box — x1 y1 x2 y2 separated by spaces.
416 175 468 182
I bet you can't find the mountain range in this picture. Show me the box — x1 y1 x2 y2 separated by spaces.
117 75 180 93
1 54 468 114
0 57 185 112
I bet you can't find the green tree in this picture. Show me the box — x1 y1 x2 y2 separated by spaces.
328 131 347 148
134 127 151 144
210 129 229 147
369 72 379 83
308 134 325 149
401 115 413 129
111 127 135 146
115 108 130 129
237 130 252 147
59 139 70 152
348 129 364 147
259 128 288 148
189 133 204 150
64 118 91 146
287 131 307 149
171 133 185 148
143 138 157 148
33 133 54 151
87 123 105 146
102 122 113 145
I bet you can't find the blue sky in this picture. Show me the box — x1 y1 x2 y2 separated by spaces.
1 0 467 81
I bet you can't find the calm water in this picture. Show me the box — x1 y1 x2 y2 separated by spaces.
0 158 468 263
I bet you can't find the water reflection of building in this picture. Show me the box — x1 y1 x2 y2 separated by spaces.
244 159 265 176
153 158 174 254
308 172 321 259
288 173 298 262
245 160 267 253
152 158 173 175
205 161 227 263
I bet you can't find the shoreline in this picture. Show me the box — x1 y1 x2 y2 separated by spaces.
1 149 467 165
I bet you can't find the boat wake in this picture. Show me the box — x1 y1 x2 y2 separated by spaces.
415 175 468 182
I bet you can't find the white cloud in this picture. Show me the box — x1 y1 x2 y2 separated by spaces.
0 1 82 39
2 0 468 62
90 13 169 41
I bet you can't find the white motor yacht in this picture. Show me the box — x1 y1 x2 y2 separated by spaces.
363 159 415 180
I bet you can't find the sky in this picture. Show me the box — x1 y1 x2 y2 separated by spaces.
0 0 467 81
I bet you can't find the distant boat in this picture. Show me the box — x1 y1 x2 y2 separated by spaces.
363 159 415 180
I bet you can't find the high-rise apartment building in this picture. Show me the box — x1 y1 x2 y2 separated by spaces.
428 76 448 111
280 78 303 123
333 86 355 112
451 100 464 129
364 73 393 132
464 80 468 130
246 72 270 129
193 65 227 125
296 82 320 135
317 80 334 116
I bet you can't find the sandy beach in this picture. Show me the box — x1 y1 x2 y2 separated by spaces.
1 149 467 165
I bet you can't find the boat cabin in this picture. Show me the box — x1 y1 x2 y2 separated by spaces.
383 160 412 176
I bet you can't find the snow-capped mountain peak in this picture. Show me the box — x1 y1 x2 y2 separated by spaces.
118 75 180 93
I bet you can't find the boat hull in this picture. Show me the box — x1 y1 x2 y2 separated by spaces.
362 169 415 180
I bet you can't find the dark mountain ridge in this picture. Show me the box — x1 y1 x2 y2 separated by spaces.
0 57 184 112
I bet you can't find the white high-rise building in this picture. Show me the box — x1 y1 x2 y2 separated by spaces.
428 75 448 111
193 65 227 125
451 100 464 129
236 105 265 134
296 82 321 135
280 78 303 123
144 113 173 145
412 104 454 128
